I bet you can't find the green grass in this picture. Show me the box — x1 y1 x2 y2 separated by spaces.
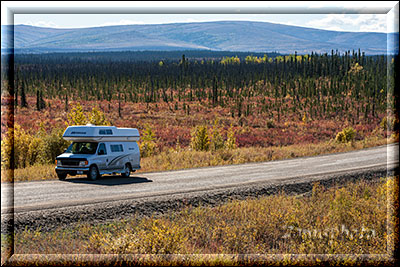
3 176 397 266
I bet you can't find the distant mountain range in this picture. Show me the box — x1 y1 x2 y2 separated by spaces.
1 21 398 54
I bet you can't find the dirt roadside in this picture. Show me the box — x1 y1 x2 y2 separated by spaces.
2 165 396 234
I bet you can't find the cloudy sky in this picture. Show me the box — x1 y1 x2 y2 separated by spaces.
2 1 399 33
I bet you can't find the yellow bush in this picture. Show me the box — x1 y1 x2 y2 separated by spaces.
88 106 110 126
224 124 237 150
190 125 210 151
1 124 32 169
139 125 157 158
335 127 356 143
67 102 87 125
1 127 13 169
26 136 45 166
210 119 224 152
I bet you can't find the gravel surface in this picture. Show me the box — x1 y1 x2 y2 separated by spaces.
2 166 396 233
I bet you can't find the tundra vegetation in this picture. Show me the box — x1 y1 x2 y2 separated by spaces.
1 50 398 181
2 176 398 266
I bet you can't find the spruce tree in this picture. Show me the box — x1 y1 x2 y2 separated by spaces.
20 84 28 108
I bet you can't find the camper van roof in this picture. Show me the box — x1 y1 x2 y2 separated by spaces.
63 125 140 142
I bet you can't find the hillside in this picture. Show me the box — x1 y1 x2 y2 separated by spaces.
2 21 397 54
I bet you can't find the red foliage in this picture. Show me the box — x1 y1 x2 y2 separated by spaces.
2 95 386 151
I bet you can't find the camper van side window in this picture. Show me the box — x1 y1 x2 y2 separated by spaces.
110 144 124 152
99 129 113 135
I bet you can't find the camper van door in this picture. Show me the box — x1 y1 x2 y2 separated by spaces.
96 143 109 171
108 142 125 170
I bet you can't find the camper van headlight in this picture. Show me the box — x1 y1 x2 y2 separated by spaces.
79 160 88 166
56 160 62 166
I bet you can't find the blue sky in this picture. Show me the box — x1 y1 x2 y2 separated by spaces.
2 1 399 33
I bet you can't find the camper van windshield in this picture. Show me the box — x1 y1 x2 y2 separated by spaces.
66 142 99 154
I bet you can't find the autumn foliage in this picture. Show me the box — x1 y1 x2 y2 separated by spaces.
11 176 397 265
1 51 398 178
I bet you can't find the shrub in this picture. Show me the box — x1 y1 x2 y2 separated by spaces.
190 125 210 151
380 117 388 131
67 102 87 125
139 125 157 158
224 124 237 150
67 103 110 126
335 127 356 143
210 119 224 152
265 119 275 129
26 136 45 166
381 116 399 133
1 126 14 169
88 107 110 126
1 124 32 169
1 124 70 169
302 113 308 124
39 128 71 164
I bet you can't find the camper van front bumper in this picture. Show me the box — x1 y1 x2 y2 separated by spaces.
55 167 90 175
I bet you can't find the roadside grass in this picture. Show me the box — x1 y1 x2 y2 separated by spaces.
143 135 391 173
2 135 393 182
5 176 397 266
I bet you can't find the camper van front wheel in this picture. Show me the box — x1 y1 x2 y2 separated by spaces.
121 163 131 177
88 165 100 181
57 172 67 180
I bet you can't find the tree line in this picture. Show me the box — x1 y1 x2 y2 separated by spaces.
10 50 395 124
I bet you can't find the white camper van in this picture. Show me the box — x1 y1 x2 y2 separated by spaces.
55 125 141 180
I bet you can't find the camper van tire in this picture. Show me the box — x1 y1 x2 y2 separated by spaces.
121 163 131 177
88 165 100 181
57 172 67 180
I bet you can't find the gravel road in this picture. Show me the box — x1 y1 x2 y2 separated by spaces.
1 143 398 233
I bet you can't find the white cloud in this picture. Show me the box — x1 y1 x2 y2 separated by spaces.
24 20 59 28
94 19 146 27
22 19 148 29
305 14 387 33
184 18 202 23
